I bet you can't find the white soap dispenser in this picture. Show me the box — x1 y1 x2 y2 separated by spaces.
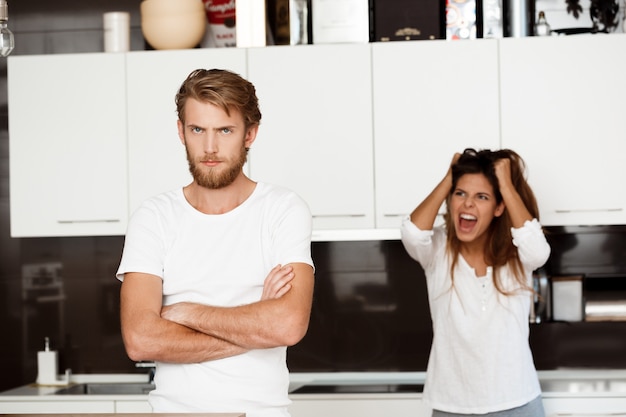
36 337 60 385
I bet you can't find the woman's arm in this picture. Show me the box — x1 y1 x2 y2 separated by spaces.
409 153 460 230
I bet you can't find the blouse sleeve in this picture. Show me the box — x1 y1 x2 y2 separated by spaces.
511 218 551 270
400 216 438 269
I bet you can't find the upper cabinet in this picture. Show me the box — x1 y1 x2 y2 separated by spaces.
8 36 626 238
372 40 501 229
8 53 129 237
125 48 248 214
247 44 376 231
499 35 626 226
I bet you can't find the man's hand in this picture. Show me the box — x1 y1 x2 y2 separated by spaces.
261 264 295 300
161 264 296 327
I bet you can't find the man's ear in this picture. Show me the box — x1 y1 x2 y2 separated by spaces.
177 120 185 145
244 124 259 149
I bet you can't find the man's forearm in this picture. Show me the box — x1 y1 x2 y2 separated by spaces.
159 263 314 350
123 310 248 364
161 298 304 349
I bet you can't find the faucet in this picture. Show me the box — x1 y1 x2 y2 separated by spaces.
135 361 156 383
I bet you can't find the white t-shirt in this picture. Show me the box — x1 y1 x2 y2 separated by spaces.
116 182 313 417
401 217 550 414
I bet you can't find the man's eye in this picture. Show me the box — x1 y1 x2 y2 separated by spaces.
192 127 203 133
221 128 232 134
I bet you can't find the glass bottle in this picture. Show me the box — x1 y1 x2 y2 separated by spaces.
534 11 551 36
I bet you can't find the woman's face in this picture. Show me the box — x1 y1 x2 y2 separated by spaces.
449 173 505 245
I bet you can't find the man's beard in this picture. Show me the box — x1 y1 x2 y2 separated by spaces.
186 144 248 189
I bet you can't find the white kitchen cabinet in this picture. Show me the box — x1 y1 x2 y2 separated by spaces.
499 34 626 226
542 395 626 415
114 399 152 412
9 36 626 238
8 53 129 237
246 44 376 231
372 40 501 229
289 394 429 417
0 400 115 413
125 48 248 214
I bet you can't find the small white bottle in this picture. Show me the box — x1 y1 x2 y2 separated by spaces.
534 11 551 36
103 11 130 52
36 337 59 385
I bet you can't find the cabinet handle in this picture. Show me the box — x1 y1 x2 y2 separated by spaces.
383 213 445 218
554 208 623 213
57 219 121 224
312 214 366 218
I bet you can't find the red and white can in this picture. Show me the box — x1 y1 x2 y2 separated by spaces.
202 0 237 47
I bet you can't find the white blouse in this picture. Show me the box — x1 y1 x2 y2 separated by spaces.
401 218 551 414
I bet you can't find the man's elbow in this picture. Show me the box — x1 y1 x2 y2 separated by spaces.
280 315 310 347
122 330 155 362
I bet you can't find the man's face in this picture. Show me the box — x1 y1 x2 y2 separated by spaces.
178 98 255 189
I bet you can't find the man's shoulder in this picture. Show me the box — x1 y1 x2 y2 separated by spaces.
256 182 302 201
254 182 311 214
134 188 185 217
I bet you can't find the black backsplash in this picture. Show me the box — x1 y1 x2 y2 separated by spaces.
3 231 626 393
288 241 432 372
543 225 626 277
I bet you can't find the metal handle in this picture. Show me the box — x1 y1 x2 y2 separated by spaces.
312 214 366 218
57 219 121 224
554 208 623 213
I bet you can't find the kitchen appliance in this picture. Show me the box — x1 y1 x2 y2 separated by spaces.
584 275 626 321
530 268 550 323
551 275 584 322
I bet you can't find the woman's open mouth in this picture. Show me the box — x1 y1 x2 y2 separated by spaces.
458 213 477 233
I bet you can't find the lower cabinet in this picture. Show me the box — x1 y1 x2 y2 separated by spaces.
542 396 626 415
0 400 115 413
114 399 153 412
0 399 151 414
289 394 429 417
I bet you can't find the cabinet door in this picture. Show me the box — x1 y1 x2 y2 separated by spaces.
8 53 128 237
542 396 626 415
246 44 375 231
114 399 152 412
0 400 115 413
125 48 248 214
500 35 626 226
289 396 429 417
372 40 501 229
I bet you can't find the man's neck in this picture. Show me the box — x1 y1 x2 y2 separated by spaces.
183 175 257 215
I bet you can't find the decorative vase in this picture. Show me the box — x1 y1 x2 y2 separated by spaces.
140 0 207 50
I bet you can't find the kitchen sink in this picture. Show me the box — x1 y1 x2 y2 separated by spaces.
53 382 155 395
